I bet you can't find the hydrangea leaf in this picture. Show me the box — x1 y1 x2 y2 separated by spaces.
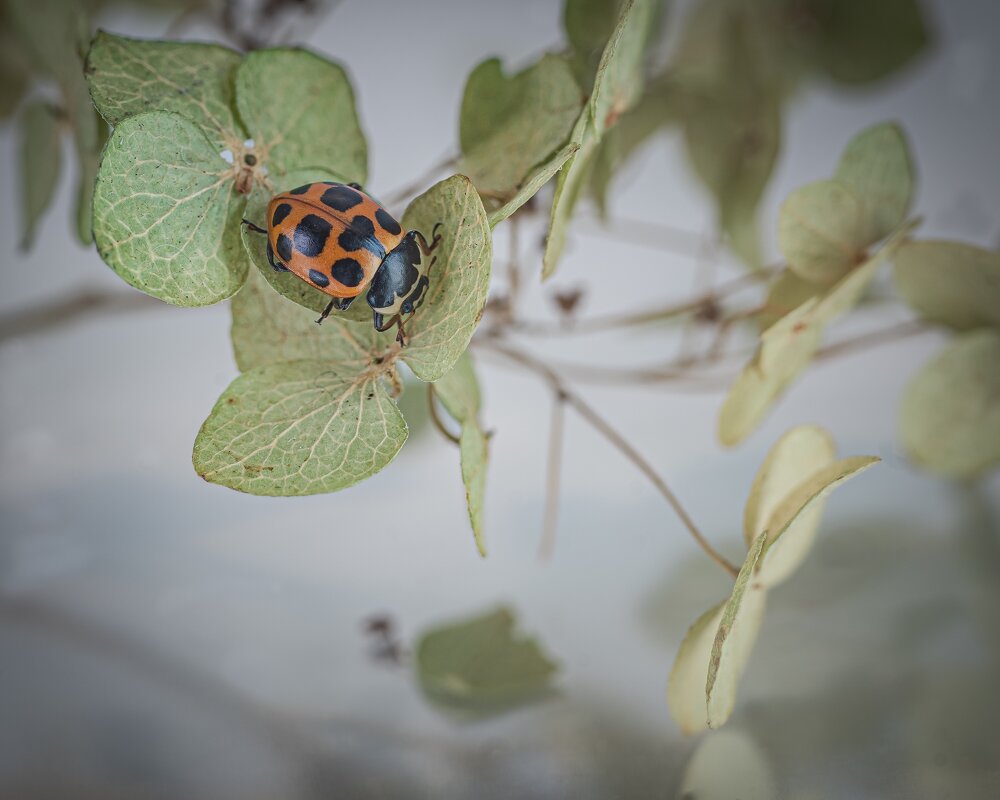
706 532 768 729
0 22 31 119
18 102 62 249
230 268 388 372
400 175 492 382
777 179 867 285
235 48 366 182
758 269 824 330
72 99 106 247
6 0 87 88
893 240 1000 331
459 54 581 200
432 351 481 423
757 455 879 587
416 607 558 712
487 142 579 228
240 170 371 324
93 111 248 306
564 0 621 89
900 330 1000 478
677 731 777 799
834 121 915 245
85 31 244 149
193 359 406 496
667 600 726 735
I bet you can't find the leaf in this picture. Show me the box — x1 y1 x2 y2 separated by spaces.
235 48 366 182
240 169 372 324
0 22 31 119
899 330 1000 478
459 54 581 199
432 351 481 423
676 731 777 800
564 0 621 89
758 269 824 330
85 31 244 149
400 175 493 382
415 607 558 711
834 121 915 245
193 359 406 496
706 532 768 729
777 180 866 284
758 455 879 587
5 0 87 88
487 142 579 228
667 601 726 735
893 240 1000 332
71 92 106 247
230 268 387 372
459 423 490 558
18 102 63 249
92 111 248 306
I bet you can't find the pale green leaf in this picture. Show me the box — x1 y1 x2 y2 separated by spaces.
459 54 581 199
6 0 86 88
93 111 247 306
900 330 1000 478
676 731 777 800
564 0 621 89
235 48 366 182
400 175 493 382
230 268 388 372
0 22 31 119
240 170 372 324
193 359 406 495
72 97 106 247
85 31 244 149
432 351 481 423
834 121 915 245
416 607 557 711
778 180 866 284
18 102 62 249
758 269 824 330
894 240 1000 331
667 600 726 735
487 142 579 228
758 455 879 587
706 532 768 729
460 423 489 557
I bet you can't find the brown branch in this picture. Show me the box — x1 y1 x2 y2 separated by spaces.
814 319 931 362
537 393 566 562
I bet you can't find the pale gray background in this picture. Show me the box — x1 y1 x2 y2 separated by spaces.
1 1 999 798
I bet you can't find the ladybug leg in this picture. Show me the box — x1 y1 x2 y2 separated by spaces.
335 296 355 311
266 241 289 272
395 317 409 347
241 218 266 235
316 300 336 325
413 223 443 257
347 182 364 191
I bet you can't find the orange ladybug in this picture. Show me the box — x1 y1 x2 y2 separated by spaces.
242 182 441 343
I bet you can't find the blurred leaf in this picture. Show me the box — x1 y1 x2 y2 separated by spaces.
668 601 725 734
433 351 481 422
487 142 579 228
459 54 581 199
18 102 63 249
86 31 244 148
894 240 1000 331
676 731 777 800
0 22 31 119
72 98 106 246
400 175 493 382
235 48 366 182
6 0 87 87
706 532 768 728
834 121 915 245
564 0 621 89
777 180 866 284
193 359 407 495
416 607 558 712
92 111 247 306
900 330 1000 478
230 268 387 372
758 269 824 330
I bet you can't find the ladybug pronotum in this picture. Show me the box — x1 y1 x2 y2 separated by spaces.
242 181 442 344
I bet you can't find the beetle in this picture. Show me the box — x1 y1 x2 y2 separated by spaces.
242 181 442 344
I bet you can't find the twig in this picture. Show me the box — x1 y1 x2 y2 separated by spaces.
814 319 931 361
478 338 741 578
507 215 521 309
537 394 566 561
0 288 164 343
427 385 461 445
675 231 720 360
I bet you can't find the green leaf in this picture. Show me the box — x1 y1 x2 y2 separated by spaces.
71 98 106 247
6 0 87 88
93 111 248 306
85 31 244 149
432 351 481 423
834 121 915 245
0 22 31 119
459 54 581 200
899 330 1000 478
193 359 406 495
893 240 1000 332
667 600 726 735
564 0 621 89
758 269 824 330
415 607 558 712
487 142 579 228
240 170 372 324
758 455 879 586
18 102 63 249
706 532 768 728
400 175 493 382
677 731 778 799
235 48 366 182
230 268 387 372
777 180 866 284
459 423 490 558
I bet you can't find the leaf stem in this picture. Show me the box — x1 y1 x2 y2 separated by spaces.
427 385 461 445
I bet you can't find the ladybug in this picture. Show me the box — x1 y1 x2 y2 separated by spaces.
242 181 442 344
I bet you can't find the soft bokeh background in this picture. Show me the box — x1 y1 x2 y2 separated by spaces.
2 1 999 797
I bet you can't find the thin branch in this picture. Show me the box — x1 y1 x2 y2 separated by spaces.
477 338 741 578
427 385 461 445
0 288 164 343
537 394 566 562
814 319 931 361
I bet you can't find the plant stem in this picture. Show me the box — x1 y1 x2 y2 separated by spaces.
537 393 566 562
427 385 461 445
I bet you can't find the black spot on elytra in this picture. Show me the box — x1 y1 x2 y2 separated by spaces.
271 203 292 227
308 269 330 287
351 214 375 238
320 184 362 211
375 207 402 236
276 233 293 261
331 258 365 287
288 184 311 195
338 226 384 258
266 240 289 271
294 214 332 257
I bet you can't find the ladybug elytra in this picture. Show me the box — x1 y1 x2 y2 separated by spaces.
242 181 441 344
